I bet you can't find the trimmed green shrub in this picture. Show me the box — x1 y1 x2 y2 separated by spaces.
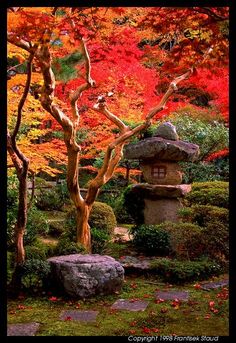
35 188 65 210
150 258 223 284
202 222 229 261
25 244 47 261
123 185 145 225
91 227 110 254
54 238 86 256
65 201 117 237
48 220 65 236
112 191 134 224
21 259 51 290
161 222 205 260
185 181 229 208
179 205 228 227
7 206 49 250
132 224 171 256
180 161 228 183
7 175 19 209
89 202 117 235
7 252 14 283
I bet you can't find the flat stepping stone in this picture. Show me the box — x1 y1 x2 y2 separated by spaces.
59 310 98 322
156 290 189 301
7 322 40 336
111 299 149 311
201 279 228 291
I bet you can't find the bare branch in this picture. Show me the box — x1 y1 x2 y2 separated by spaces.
146 69 192 120
69 39 96 126
93 96 129 132
7 32 31 52
194 7 228 21
7 131 23 176
105 144 125 181
12 49 36 142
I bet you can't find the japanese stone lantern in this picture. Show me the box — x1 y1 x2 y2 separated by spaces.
123 122 200 224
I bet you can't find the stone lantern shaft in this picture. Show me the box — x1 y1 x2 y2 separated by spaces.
123 122 200 224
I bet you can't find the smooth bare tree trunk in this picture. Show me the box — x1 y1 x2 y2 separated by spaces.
76 204 91 251
15 168 28 264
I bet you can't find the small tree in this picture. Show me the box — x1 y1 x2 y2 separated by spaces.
7 7 213 252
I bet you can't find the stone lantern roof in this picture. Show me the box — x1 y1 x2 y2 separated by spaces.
123 122 200 162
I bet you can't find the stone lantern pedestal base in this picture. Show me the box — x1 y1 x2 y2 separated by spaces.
131 183 192 225
144 198 183 224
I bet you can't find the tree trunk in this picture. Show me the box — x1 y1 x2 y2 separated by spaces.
9 161 29 292
76 203 92 252
15 170 28 264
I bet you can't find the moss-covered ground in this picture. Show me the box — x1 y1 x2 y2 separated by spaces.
7 274 228 336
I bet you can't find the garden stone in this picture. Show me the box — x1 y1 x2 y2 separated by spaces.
123 136 199 162
59 310 98 322
111 299 149 311
201 279 228 291
7 322 40 336
154 122 179 140
155 290 189 301
47 254 124 298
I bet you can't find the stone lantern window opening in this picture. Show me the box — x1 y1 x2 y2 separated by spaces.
152 165 167 179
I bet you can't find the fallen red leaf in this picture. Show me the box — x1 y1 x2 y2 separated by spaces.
155 298 165 304
194 283 202 290
130 321 137 327
152 328 159 333
142 327 151 334
129 329 136 335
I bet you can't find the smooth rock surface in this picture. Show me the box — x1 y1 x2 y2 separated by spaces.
154 122 179 140
123 136 199 162
156 290 189 301
130 184 192 199
201 279 229 291
111 299 149 311
59 310 99 322
47 254 124 298
7 323 40 336
144 198 183 224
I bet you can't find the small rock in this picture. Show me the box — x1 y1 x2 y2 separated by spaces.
154 122 179 140
7 323 40 336
111 299 149 311
59 310 98 322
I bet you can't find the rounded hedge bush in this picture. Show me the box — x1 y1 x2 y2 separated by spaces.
202 222 229 261
7 206 49 250
54 238 86 256
89 201 117 235
132 224 171 256
185 181 229 208
65 201 117 237
123 185 145 225
179 204 228 227
161 222 205 260
150 258 223 284
91 227 110 254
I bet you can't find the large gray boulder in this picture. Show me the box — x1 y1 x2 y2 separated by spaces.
47 254 124 298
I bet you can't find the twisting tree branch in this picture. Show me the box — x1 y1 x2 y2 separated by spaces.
194 7 228 22
69 39 96 127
